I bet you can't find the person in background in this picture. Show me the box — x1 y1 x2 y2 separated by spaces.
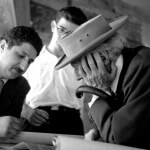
55 14 150 149
0 26 42 139
21 6 88 135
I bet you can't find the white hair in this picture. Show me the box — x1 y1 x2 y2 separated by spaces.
97 33 127 61
89 33 127 73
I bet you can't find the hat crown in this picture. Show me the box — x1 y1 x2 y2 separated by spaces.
59 15 112 58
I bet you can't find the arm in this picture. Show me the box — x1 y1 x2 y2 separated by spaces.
90 51 150 147
0 116 21 138
1 77 30 118
11 77 30 118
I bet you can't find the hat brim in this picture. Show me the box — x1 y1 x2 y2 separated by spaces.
55 15 128 70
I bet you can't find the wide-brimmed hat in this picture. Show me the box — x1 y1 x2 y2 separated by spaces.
55 14 128 70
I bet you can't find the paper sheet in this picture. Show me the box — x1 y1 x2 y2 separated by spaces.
17 132 55 145
0 132 56 150
53 135 144 150
0 132 84 145
10 142 55 150
0 132 55 145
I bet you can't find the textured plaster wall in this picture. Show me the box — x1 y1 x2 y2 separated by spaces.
72 0 150 47
32 0 150 47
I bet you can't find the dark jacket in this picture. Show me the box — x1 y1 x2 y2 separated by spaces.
90 46 150 149
0 76 30 118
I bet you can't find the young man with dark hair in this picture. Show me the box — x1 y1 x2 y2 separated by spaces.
0 26 43 138
22 6 87 135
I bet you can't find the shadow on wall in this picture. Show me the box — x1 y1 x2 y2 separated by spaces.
104 0 150 47
30 1 56 45
0 0 16 36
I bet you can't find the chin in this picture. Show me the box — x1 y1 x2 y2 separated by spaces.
8 76 18 79
9 73 20 79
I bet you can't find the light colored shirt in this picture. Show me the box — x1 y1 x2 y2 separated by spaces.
23 46 83 109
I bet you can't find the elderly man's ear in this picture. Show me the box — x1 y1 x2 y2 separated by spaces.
99 52 111 73
51 20 57 33
0 40 7 53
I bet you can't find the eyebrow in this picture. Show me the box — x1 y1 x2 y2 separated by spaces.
21 51 34 62
21 51 29 57
57 25 69 31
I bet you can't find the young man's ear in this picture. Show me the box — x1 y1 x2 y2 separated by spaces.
51 20 57 33
0 40 7 53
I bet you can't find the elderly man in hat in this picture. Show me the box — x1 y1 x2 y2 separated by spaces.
55 14 150 149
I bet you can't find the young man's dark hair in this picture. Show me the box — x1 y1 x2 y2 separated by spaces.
0 26 43 56
56 6 87 25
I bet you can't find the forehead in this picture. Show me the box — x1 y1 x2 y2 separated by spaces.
57 17 78 31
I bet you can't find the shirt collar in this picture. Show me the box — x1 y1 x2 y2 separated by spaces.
2 79 8 85
111 54 123 93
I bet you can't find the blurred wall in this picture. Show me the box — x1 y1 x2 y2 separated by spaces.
71 0 150 47
0 0 16 36
32 0 150 47
0 0 30 36
13 0 30 26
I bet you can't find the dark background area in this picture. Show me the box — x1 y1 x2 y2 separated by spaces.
30 1 56 44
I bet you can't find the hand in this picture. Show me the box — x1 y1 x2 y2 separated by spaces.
78 52 117 93
84 128 99 141
0 116 21 138
29 109 49 126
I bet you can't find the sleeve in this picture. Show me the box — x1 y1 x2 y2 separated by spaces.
9 77 30 118
21 102 34 121
89 52 150 146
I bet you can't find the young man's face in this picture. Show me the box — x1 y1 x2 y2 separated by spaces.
0 40 37 79
56 17 78 39
52 17 78 55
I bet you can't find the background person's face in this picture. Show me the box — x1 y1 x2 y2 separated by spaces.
52 17 78 55
0 42 37 79
56 18 78 39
